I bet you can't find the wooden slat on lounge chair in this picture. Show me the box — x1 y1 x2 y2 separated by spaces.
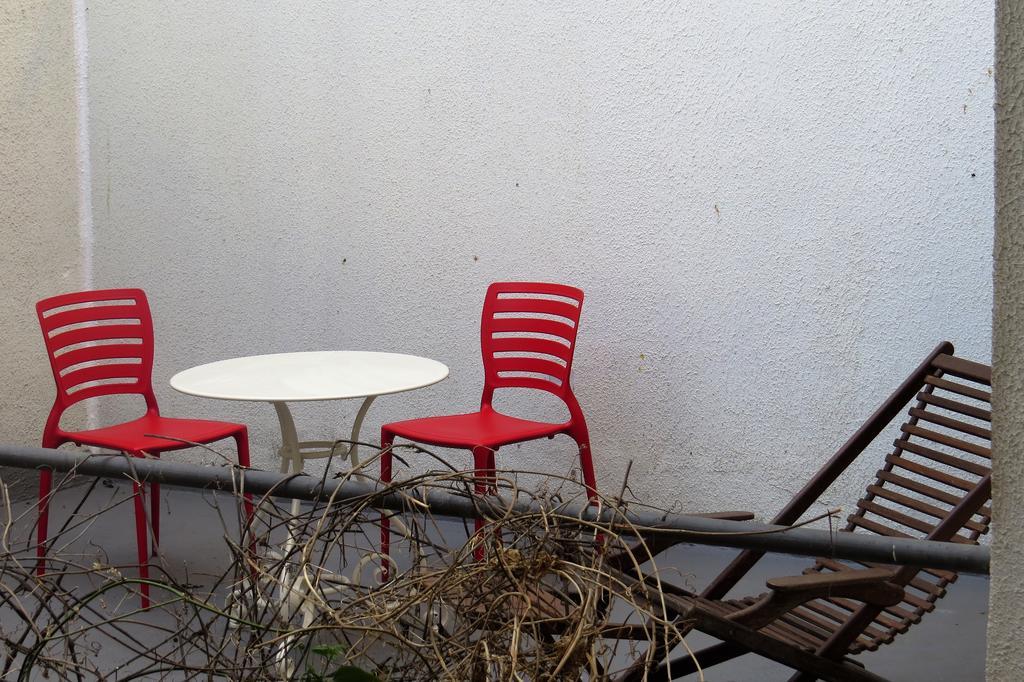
899 424 992 459
864 484 989 533
931 353 992 384
907 407 991 440
884 453 975 491
916 391 991 421
923 374 992 402
874 470 992 517
897 440 990 478
855 499 945 536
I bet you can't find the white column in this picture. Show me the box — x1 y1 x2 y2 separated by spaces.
0 0 81 493
987 1 1024 678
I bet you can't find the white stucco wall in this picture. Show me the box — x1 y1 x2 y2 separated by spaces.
987 0 1023 677
83 2 993 515
0 0 82 497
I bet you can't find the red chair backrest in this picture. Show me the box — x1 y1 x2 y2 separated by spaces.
479 282 585 408
36 289 158 428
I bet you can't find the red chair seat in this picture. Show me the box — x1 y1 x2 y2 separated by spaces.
63 414 248 454
384 407 567 450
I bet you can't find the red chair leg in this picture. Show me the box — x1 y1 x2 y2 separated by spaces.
232 431 257 573
485 449 498 494
471 446 493 561
233 431 255 528
579 442 598 504
486 448 504 546
132 482 151 609
569 426 598 504
380 431 394 580
227 431 258 582
150 482 160 556
141 452 160 558
473 516 487 561
568 428 602 548
36 469 53 575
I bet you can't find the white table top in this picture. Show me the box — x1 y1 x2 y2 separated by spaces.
170 351 449 403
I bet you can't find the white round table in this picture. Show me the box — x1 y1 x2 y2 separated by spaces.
170 351 449 474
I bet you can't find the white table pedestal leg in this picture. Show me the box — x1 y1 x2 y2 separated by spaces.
272 397 377 475
268 397 377 676
345 395 375 470
271 401 303 677
273 402 304 476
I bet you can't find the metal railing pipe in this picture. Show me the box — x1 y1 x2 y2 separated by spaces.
0 444 989 575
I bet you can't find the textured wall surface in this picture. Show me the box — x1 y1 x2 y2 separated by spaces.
0 0 81 497
85 2 994 514
988 0 1023 677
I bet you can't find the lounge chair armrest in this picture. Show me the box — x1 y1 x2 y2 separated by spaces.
728 568 903 630
766 567 897 592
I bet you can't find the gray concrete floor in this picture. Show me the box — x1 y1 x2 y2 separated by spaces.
0 479 988 680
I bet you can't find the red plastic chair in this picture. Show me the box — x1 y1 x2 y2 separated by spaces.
35 288 253 607
380 282 597 563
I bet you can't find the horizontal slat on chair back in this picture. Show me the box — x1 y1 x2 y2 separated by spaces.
787 353 992 655
37 289 155 408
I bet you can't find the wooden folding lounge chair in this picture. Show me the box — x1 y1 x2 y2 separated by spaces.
614 341 992 682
